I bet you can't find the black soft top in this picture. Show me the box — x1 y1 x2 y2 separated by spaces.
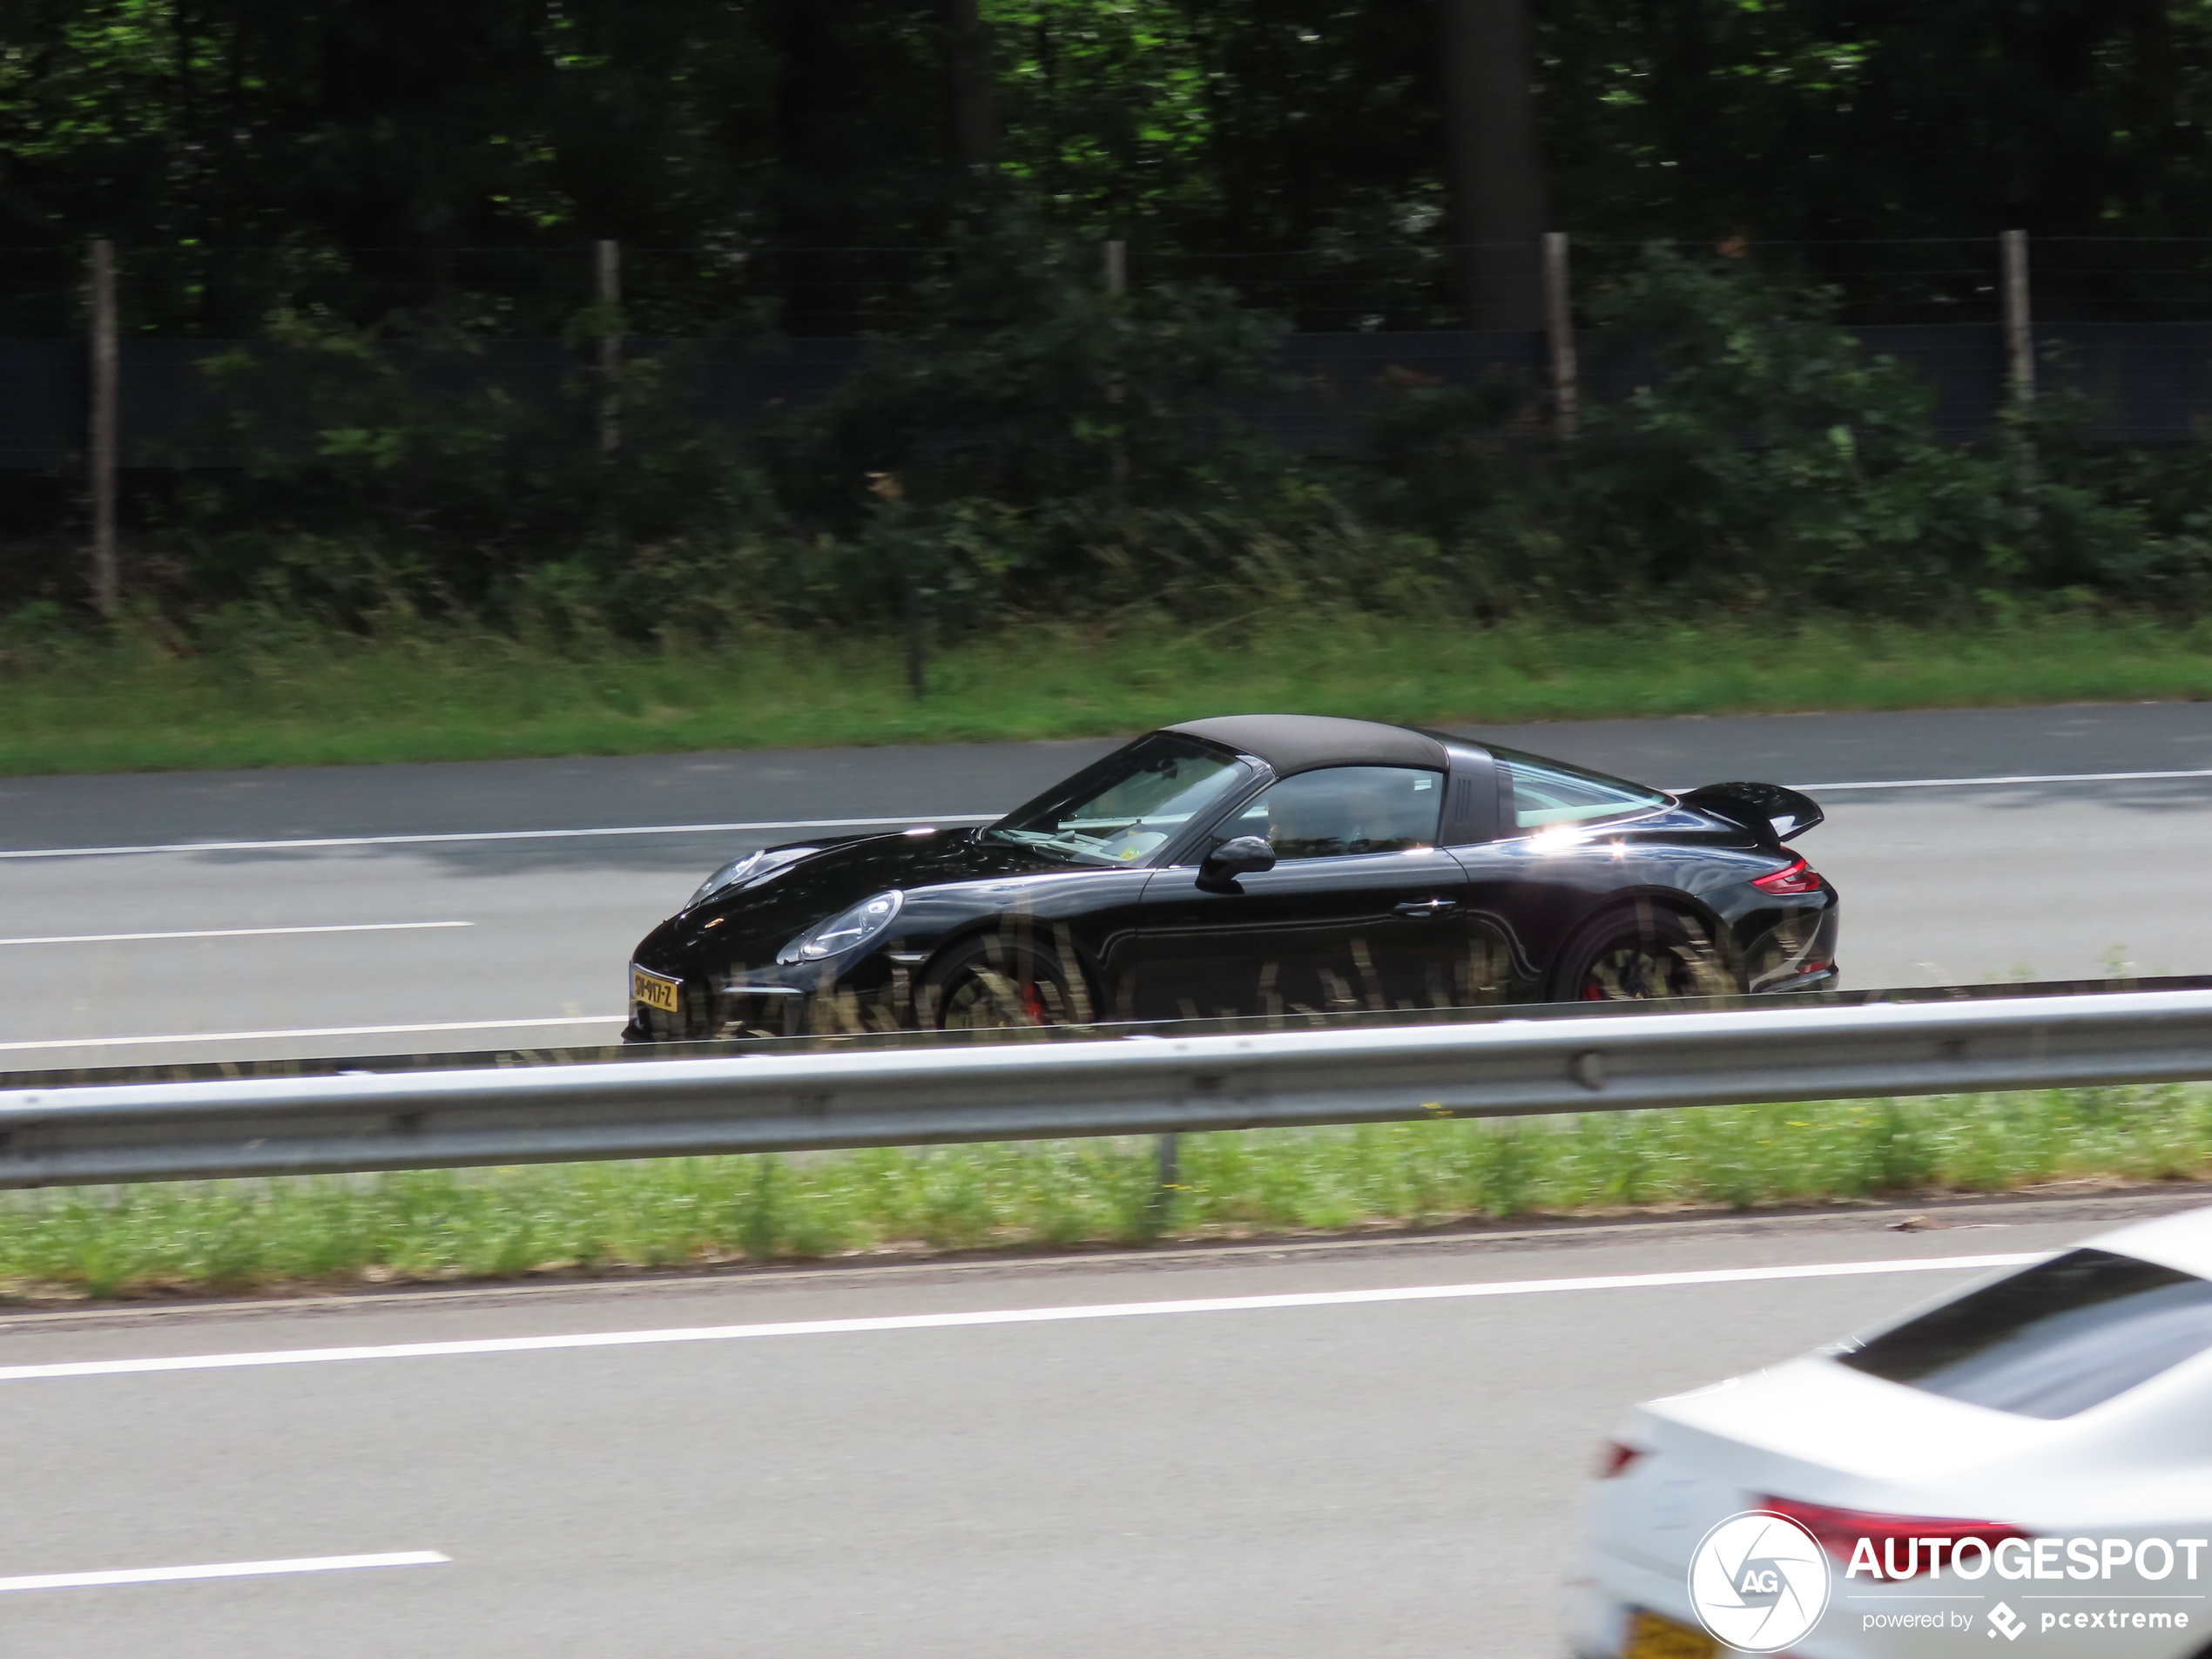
1163 714 1453 777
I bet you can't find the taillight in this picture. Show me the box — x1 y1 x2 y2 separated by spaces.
1751 856 1823 894
1760 1495 2029 1580
1596 1441 1646 1479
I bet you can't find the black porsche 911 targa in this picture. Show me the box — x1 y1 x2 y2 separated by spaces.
623 714 1838 1041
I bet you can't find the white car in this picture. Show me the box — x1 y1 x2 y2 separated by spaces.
1571 1208 2212 1657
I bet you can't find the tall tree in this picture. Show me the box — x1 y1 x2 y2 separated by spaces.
942 0 996 184
1440 0 1548 328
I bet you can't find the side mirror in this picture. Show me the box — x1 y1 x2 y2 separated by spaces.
1198 834 1277 891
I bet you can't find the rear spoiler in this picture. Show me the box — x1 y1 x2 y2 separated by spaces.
1678 781 1824 844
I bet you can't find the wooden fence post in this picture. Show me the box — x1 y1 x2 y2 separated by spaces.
2000 229 2034 407
594 239 622 455
87 239 118 617
1542 230 1578 441
904 573 927 700
1102 240 1129 496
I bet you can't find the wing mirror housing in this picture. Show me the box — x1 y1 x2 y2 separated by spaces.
1198 834 1277 891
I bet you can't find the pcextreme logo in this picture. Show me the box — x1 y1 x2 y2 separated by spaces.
1687 1510 1831 1654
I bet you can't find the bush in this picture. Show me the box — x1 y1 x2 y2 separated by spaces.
19 233 2212 647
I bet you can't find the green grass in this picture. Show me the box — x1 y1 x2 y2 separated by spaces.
2 608 2209 774
7 1087 2209 1302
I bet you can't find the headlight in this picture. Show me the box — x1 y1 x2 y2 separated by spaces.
688 846 813 908
778 890 904 963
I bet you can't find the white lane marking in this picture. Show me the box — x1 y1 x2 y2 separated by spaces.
0 922 471 948
0 1015 624 1055
1789 767 2212 792
0 814 1001 861
0 1253 2038 1383
5 765 2207 865
0 1551 448 1593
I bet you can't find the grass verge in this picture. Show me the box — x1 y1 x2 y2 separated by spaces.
5 1086 2209 1303
2 608 2209 775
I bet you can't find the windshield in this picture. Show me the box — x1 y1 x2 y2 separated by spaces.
988 734 1248 866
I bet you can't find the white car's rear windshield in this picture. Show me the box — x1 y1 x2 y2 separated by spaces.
1838 1247 2212 1419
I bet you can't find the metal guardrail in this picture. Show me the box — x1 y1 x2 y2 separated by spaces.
4 987 2212 1189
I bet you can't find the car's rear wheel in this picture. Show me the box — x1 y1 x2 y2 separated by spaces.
919 934 1092 1029
1551 906 1742 1002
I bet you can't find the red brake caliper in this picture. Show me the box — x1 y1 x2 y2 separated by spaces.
1022 983 1048 1023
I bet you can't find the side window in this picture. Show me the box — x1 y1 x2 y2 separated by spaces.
1495 748 1669 831
1217 766 1443 861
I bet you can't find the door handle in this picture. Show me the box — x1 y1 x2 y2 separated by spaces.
1393 897 1459 918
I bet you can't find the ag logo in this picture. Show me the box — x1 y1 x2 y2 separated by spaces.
1687 1510 1832 1653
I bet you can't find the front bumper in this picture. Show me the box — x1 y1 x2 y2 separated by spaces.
623 965 816 1042
622 953 911 1042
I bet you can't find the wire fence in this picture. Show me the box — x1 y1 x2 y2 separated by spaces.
13 236 2212 338
8 235 2212 469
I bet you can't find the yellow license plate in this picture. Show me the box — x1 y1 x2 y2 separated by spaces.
1622 1609 1716 1659
631 966 682 1014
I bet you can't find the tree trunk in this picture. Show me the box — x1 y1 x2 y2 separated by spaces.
1440 0 1549 330
769 0 864 334
942 0 996 181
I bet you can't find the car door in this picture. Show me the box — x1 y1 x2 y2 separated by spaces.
1129 765 1479 1019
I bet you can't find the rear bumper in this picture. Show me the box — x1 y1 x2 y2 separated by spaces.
1567 1544 1696 1658
1742 899 1842 993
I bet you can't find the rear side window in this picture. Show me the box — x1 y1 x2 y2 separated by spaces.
1838 1248 2212 1420
1494 747 1669 831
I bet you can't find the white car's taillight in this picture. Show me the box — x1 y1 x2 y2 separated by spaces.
1595 1440 1648 1480
1761 1494 2029 1580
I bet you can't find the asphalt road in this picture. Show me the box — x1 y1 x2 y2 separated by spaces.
3 1200 2188 1659
5 702 2212 1067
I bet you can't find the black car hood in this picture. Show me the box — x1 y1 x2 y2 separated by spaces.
639 828 1076 974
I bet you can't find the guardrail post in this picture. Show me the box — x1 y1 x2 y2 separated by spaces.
1143 1130 1182 1235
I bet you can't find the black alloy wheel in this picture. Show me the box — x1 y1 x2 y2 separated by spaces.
919 934 1091 1029
1554 907 1741 1002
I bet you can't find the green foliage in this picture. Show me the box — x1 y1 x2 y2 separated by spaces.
17 239 2212 641
6 605 2212 777
784 229 1289 516
5 1086 2209 1300
1554 247 2044 607
1348 247 2210 617
6 0 2204 327
152 314 779 631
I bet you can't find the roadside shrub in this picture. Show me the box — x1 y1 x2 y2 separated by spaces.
21 231 2212 644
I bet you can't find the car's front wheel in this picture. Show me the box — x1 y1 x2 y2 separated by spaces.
1550 905 1743 1001
918 934 1094 1029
